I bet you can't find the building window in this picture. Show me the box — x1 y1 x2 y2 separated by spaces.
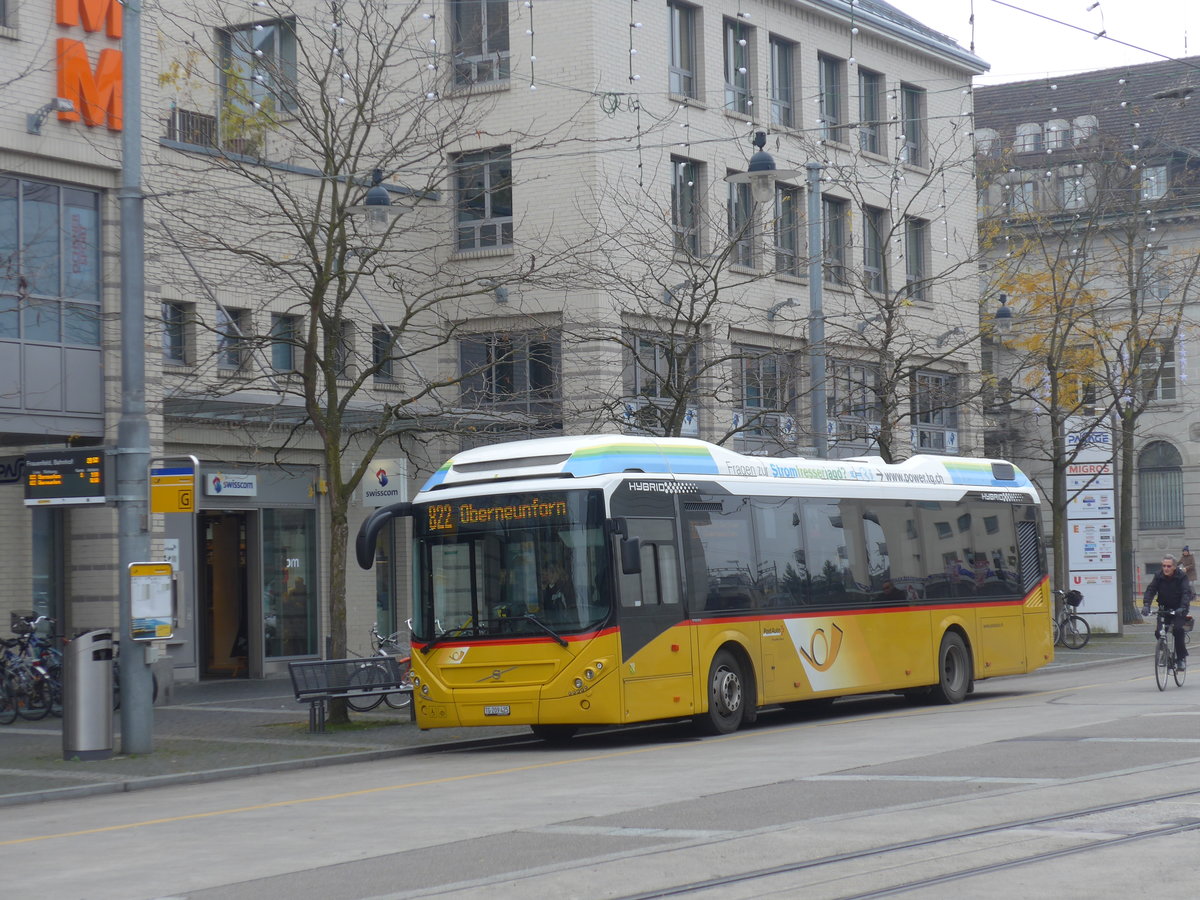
627 332 697 400
1044 119 1069 150
1059 174 1089 209
671 156 702 255
460 330 561 421
769 36 794 128
913 371 958 452
774 184 801 277
817 53 845 143
372 324 396 381
734 346 794 444
728 177 754 267
1138 441 1183 530
263 508 318 658
218 18 298 120
1011 180 1038 214
829 361 880 444
162 302 192 366
1142 339 1177 401
900 85 925 166
863 206 887 294
1141 165 1168 201
1014 122 1041 154
270 312 301 371
668 1 698 99
451 0 510 86
904 217 929 301
454 147 513 251
0 178 101 345
723 17 752 114
217 307 248 370
1072 115 1098 145
858 68 884 154
822 196 848 285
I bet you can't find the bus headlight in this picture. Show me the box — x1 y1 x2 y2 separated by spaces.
574 678 584 689
584 668 595 680
420 684 430 697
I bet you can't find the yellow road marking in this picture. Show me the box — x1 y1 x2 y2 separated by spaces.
4 670 1134 847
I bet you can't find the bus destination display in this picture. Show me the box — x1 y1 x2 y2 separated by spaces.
24 449 106 506
424 495 569 533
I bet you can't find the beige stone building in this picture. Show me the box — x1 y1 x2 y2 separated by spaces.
1 0 986 681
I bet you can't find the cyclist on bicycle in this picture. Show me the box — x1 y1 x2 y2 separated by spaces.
1143 555 1194 671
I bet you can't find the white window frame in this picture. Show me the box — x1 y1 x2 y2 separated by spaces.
668 1 699 99
768 36 794 128
451 0 511 86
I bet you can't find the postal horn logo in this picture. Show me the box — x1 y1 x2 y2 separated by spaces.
375 468 389 487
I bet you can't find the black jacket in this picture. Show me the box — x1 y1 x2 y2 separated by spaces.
1143 568 1195 610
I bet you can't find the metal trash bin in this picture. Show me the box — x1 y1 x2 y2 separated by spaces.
63 629 114 761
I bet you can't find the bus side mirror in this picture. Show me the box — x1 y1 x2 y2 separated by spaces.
355 501 412 570
621 537 642 575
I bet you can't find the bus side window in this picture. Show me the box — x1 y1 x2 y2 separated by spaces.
621 541 679 607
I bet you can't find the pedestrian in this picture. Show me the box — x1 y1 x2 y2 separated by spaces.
1180 546 1196 582
1143 555 1194 671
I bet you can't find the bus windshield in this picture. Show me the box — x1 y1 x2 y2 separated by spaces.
412 490 610 643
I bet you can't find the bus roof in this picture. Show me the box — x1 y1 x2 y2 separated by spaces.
418 435 1034 495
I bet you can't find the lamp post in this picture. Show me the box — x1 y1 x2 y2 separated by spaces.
723 133 821 454
118 0 153 754
806 162 826 458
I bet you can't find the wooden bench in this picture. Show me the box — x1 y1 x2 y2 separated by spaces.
288 657 413 732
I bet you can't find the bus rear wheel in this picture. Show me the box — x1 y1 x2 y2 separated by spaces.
696 649 745 735
933 632 971 704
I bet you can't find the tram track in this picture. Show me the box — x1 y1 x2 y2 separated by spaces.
609 785 1200 899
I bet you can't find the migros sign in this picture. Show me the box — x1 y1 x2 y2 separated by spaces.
55 0 123 131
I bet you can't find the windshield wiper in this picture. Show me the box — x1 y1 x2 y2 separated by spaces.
522 614 568 647
420 622 474 654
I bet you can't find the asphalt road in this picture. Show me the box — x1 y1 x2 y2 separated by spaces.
3 649 1197 900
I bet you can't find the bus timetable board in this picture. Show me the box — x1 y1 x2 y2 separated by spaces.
24 449 106 506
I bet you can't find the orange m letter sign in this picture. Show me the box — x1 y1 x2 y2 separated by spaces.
56 0 123 37
57 39 123 131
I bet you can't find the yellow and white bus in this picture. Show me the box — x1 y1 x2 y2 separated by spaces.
357 435 1052 740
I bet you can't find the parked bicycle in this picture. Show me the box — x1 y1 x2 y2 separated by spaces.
346 624 412 713
1052 589 1090 649
1153 608 1192 690
0 613 58 724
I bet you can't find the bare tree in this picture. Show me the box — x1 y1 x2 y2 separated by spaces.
148 0 584 718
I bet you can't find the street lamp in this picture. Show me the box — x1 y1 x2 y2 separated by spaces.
347 169 400 233
994 292 1014 336
724 131 802 203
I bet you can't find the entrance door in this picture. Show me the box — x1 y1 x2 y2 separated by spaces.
617 518 694 721
199 512 249 678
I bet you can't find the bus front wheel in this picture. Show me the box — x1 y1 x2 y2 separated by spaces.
696 649 745 735
933 632 971 704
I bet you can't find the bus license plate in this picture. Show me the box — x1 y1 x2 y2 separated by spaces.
483 705 511 716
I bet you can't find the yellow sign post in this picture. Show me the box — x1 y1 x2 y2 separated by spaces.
149 459 197 514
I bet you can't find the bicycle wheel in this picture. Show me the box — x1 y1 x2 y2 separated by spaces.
1155 640 1170 691
16 673 50 720
345 663 387 712
0 674 16 725
1061 614 1090 650
383 658 413 710
1052 616 1061 647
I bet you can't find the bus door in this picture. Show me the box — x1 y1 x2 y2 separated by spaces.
617 517 695 722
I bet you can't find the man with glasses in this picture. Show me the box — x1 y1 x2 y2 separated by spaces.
1143 555 1194 671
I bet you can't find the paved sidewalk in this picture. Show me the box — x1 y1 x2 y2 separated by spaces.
0 623 1159 808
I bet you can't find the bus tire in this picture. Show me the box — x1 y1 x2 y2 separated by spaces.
695 649 745 735
932 632 971 704
530 724 578 744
